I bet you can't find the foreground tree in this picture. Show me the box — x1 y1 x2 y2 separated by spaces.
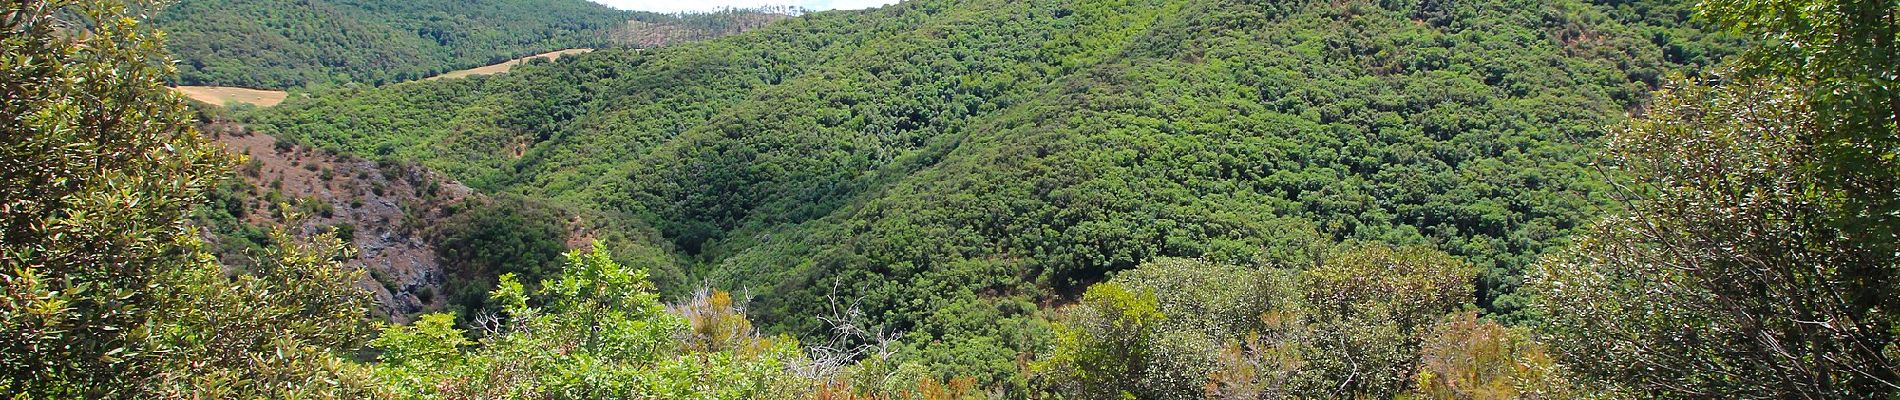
2 0 375 396
2 0 234 394
1530 0 1898 397
372 243 813 399
1531 73 1898 398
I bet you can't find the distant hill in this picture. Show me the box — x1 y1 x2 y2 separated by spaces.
157 0 794 89
156 0 632 88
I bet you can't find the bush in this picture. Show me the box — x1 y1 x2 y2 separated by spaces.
431 195 568 323
1414 312 1573 399
1044 243 1479 399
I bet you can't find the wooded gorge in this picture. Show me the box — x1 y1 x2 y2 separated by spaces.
4 0 1895 398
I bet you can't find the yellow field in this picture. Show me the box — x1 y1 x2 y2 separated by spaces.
427 48 595 80
173 86 289 107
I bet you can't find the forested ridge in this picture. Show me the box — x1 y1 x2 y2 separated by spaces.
6 0 1898 398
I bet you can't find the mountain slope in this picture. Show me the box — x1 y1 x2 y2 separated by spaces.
243 0 1725 378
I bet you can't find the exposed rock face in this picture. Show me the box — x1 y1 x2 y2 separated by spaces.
204 122 471 322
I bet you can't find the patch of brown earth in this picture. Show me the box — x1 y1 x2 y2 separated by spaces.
174 86 289 107
203 122 470 322
425 49 595 81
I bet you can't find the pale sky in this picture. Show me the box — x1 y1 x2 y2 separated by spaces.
590 0 897 13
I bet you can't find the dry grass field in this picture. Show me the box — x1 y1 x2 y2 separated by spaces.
171 49 593 108
173 86 289 107
426 48 594 80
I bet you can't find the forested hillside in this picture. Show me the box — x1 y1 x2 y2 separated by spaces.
244 0 1737 381
10 0 1896 397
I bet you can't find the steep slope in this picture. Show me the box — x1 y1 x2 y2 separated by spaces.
243 0 1725 378
191 122 472 321
188 112 683 323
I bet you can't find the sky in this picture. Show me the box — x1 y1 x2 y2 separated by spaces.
589 0 898 13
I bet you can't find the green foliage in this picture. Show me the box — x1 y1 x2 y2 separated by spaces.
1041 243 1479 399
144 226 384 398
371 314 470 377
1 2 382 396
1584 0 1747 72
36 0 1894 397
1529 3 1897 394
1035 282 1169 399
1702 0 1900 273
239 0 1707 383
1530 74 1900 397
1287 244 1477 397
190 176 275 267
371 243 813 399
2 0 235 394
432 194 568 323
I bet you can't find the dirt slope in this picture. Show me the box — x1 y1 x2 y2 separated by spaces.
425 49 594 81
204 122 471 321
174 86 289 107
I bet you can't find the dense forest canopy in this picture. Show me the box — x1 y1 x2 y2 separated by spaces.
6 0 1896 397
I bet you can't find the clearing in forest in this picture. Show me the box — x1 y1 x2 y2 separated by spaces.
173 86 289 107
426 48 594 80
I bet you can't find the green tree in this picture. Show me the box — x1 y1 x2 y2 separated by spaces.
2 1 378 397
1033 282 1168 400
145 225 383 398
1701 0 1899 204
1529 0 1898 397
1296 244 1478 397
2 0 236 394
433 194 568 322
1046 245 1479 399
1530 74 1899 397
373 243 813 399
154 0 637 88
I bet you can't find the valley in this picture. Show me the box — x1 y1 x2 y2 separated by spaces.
7 0 1896 398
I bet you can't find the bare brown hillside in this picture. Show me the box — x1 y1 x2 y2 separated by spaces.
425 49 594 81
173 86 289 107
201 122 472 321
